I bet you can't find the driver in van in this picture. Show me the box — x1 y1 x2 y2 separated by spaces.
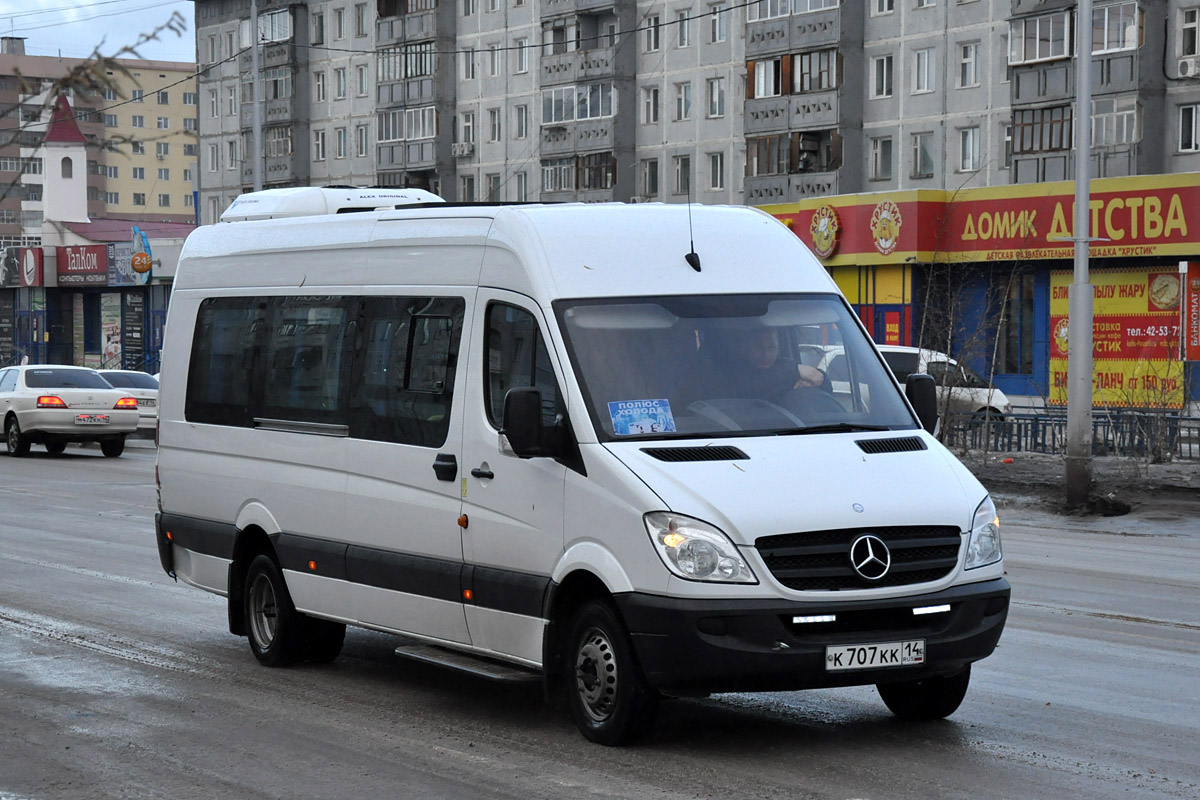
680 326 827 405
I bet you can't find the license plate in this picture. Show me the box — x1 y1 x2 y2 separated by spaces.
140 399 156 408
74 414 110 425
826 640 925 671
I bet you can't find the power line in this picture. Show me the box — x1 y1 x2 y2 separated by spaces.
0 0 150 23
4 0 184 35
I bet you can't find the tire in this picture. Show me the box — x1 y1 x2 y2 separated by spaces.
45 441 67 455
245 554 302 667
100 437 125 457
877 665 971 721
564 600 658 746
243 554 345 666
5 416 29 457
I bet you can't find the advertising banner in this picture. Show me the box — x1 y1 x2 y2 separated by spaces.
108 242 138 287
1 247 43 288
123 292 145 369
0 294 13 364
57 245 109 287
1049 268 1184 408
72 293 84 366
101 292 121 366
1184 262 1200 362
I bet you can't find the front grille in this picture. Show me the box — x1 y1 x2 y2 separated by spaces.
755 526 962 591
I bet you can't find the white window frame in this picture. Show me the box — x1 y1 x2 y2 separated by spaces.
515 104 529 139
489 108 501 141
675 82 692 120
709 5 727 43
754 57 783 98
335 68 347 99
314 70 326 102
872 0 895 15
959 126 981 171
870 136 893 180
747 0 790 21
356 124 369 157
677 11 691 48
335 127 347 158
871 55 893 98
911 132 933 178
313 130 326 161
516 38 529 73
645 16 661 51
913 48 935 93
1009 12 1072 65
959 42 980 88
1179 104 1200 152
672 155 691 195
707 77 725 117
709 151 724 190
1183 8 1199 57
462 48 476 80
643 86 660 123
1092 1 1138 55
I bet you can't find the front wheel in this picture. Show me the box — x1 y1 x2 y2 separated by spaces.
5 416 30 457
100 436 125 457
564 601 658 746
877 664 971 721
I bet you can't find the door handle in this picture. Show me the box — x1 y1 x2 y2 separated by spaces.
432 453 458 482
470 467 494 480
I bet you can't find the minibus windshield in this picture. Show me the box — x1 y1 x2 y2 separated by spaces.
557 294 918 441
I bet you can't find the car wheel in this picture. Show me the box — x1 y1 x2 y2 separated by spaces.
564 600 658 746
100 437 125 457
302 618 347 664
5 416 30 457
877 665 971 721
45 441 67 455
245 554 302 667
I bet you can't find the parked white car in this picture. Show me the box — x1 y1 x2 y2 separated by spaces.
876 346 1012 418
99 370 159 435
0 365 140 457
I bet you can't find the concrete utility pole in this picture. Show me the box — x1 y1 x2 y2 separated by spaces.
1066 0 1095 506
250 0 264 191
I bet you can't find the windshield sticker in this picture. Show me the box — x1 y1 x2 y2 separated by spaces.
608 399 677 436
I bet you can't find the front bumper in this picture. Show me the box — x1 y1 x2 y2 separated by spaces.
615 578 1010 695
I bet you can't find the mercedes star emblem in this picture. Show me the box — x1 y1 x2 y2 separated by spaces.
849 534 891 580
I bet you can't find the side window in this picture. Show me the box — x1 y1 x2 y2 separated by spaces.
0 369 15 391
882 351 919 383
926 361 954 384
186 297 266 426
485 303 561 429
260 296 354 425
826 354 850 383
349 296 465 447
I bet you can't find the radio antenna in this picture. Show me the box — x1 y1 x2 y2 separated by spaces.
684 166 701 272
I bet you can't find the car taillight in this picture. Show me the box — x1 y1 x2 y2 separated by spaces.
37 396 67 408
114 397 138 409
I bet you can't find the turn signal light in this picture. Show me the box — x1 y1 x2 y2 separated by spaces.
37 395 67 408
114 397 138 409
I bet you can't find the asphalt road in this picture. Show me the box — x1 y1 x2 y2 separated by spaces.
1 444 1197 800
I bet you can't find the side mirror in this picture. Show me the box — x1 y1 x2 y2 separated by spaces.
906 373 938 434
502 388 543 457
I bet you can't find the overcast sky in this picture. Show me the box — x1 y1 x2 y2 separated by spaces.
0 1 196 63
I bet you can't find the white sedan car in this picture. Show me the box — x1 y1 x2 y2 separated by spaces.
99 369 159 436
0 365 140 457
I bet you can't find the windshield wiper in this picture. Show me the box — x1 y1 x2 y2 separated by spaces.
777 423 893 436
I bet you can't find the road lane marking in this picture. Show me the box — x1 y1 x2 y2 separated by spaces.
1012 599 1200 631
0 552 169 591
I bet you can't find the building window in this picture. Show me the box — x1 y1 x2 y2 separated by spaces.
334 7 345 38
748 0 790 21
488 108 501 141
105 192 118 204
184 118 198 131
132 115 144 128
959 43 979 87
133 166 146 180
104 113 117 127
1180 104 1200 151
1009 12 1071 64
672 156 691 194
489 45 502 77
1003 124 1013 168
516 38 529 73
794 49 838 93
871 55 893 98
335 68 347 99
335 127 347 158
515 104 528 139
677 11 691 47
1092 96 1141 145
709 152 724 190
707 77 725 117
185 194 193 208
579 152 615 190
259 8 293 42
157 90 169 104
959 127 981 171
184 168 192 182
158 142 170 158
209 89 218 118
1013 105 1072 153
105 165 119 179
184 143 197 156
158 193 170 207
462 49 476 80
541 158 574 192
997 273 1035 375
157 116 169 129
645 16 660 51
873 0 894 15
913 49 935 93
104 88 117 101
356 64 369 96
265 126 293 157
463 0 477 15
675 82 692 120
133 193 146 206
313 12 325 44
486 173 500 201
356 124 369 157
314 71 326 102
1092 1 1138 54
515 171 528 202
314 130 326 161
710 5 727 43
917 0 935 7
225 86 236 115
752 57 782 98
132 89 144 102
641 158 659 196
642 86 659 123
157 167 170 180
207 144 218 172
1183 9 1199 57
377 107 437 141
183 92 197 105
131 142 145 155
911 132 933 178
870 136 893 180
355 3 367 36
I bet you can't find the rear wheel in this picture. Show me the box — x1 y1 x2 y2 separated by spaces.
244 554 346 666
100 436 125 457
564 600 658 746
5 416 29 457
877 665 971 721
45 441 67 455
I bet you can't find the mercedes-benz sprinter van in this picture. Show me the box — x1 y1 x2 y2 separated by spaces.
155 187 1009 745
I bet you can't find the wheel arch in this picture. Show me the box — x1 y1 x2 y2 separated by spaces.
227 524 278 636
541 567 618 707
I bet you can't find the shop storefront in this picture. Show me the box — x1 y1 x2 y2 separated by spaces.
761 173 1200 410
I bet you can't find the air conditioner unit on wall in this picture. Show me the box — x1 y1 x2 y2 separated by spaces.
1180 57 1200 78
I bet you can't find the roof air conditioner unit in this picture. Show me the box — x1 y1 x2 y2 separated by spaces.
1179 57 1200 77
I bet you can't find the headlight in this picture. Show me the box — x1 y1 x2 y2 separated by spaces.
644 512 757 584
965 495 1002 569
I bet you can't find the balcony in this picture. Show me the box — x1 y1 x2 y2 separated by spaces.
377 140 437 170
540 117 615 157
746 6 841 60
744 171 838 204
238 41 296 72
240 97 296 127
376 10 437 44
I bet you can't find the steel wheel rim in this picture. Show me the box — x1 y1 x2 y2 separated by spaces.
248 573 278 650
574 626 618 723
6 421 16 452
